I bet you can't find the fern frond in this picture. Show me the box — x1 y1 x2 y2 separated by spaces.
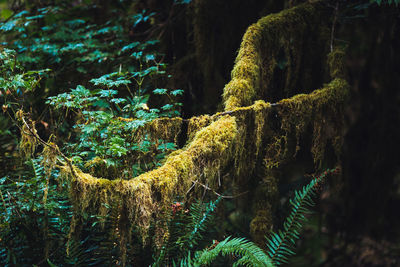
153 197 221 266
186 236 274 267
266 167 339 266
184 196 222 248
31 158 45 180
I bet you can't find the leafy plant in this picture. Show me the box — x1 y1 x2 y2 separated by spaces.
46 70 182 179
0 159 72 266
1 1 184 179
0 2 184 265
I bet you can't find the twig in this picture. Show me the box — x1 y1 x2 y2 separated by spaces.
212 102 280 119
19 114 77 177
191 180 248 199
330 1 339 52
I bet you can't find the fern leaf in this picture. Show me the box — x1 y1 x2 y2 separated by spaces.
266 167 339 266
185 236 274 267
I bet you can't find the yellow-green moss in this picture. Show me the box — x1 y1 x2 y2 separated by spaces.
147 117 183 143
19 121 38 158
250 168 278 246
59 1 351 258
63 116 238 248
187 115 212 141
328 48 347 79
223 2 321 111
278 78 350 166
41 140 58 175
250 209 273 246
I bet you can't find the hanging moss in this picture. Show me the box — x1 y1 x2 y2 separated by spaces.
41 140 58 175
62 116 238 249
16 110 39 159
278 78 350 165
250 167 278 246
146 117 183 143
328 47 347 79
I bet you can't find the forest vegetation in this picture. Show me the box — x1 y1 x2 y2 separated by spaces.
0 0 399 266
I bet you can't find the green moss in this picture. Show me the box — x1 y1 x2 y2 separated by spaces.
250 168 278 246
187 115 212 141
250 209 273 246
59 1 351 257
327 48 347 79
62 116 238 248
146 117 183 143
278 78 350 166
19 120 38 159
223 2 321 111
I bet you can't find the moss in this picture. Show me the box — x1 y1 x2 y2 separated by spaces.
19 121 38 159
223 79 255 111
250 168 278 246
278 78 350 166
250 209 273 246
253 100 271 157
265 135 288 170
146 117 183 143
223 2 321 111
59 1 351 258
41 140 58 175
187 115 212 141
62 116 238 248
328 48 347 79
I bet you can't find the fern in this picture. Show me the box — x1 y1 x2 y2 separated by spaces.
153 197 221 266
181 197 222 249
266 167 339 266
180 168 339 267
184 237 274 267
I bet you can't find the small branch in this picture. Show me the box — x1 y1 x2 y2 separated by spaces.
191 180 248 199
213 102 280 119
330 1 339 52
19 114 77 177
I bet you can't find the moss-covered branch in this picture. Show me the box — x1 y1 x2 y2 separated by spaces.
38 1 350 261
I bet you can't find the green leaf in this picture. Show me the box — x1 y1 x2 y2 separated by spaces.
171 89 184 96
121 42 140 53
98 89 118 98
153 88 168 94
161 104 173 110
